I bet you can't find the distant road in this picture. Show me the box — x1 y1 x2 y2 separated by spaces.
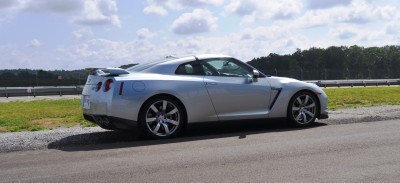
1 119 399 182
0 95 80 102
1 78 399 98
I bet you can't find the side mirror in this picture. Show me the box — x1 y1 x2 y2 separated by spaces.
252 70 259 82
253 70 259 78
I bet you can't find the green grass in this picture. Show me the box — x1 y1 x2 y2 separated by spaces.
324 87 400 110
0 87 399 133
0 99 95 133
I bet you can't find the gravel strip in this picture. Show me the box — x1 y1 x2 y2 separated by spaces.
1 105 400 153
322 105 400 125
0 95 81 103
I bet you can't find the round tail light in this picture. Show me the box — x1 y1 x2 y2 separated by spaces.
104 79 113 92
96 82 102 91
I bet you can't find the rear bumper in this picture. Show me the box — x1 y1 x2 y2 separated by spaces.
83 114 137 130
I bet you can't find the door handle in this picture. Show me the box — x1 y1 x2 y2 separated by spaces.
206 82 217 85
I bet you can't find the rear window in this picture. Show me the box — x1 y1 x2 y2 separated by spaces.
127 59 169 72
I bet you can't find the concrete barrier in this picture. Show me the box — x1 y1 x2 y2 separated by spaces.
0 79 399 97
306 79 400 88
0 86 83 98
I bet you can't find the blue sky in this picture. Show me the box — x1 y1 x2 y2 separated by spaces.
0 0 399 70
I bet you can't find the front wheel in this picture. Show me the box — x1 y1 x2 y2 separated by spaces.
139 96 185 139
287 91 319 127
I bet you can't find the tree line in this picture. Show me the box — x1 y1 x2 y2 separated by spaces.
0 63 137 87
248 45 400 80
1 45 400 87
0 69 87 87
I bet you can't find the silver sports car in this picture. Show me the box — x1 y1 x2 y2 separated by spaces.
82 54 328 139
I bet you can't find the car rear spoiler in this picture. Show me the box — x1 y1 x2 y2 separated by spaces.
85 68 130 76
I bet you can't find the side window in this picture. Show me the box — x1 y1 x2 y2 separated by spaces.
201 59 252 77
175 61 204 75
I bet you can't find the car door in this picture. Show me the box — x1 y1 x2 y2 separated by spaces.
201 58 272 121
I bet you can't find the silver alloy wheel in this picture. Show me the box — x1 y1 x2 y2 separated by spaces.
145 100 180 137
291 94 317 124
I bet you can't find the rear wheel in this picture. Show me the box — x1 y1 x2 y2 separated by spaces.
287 91 318 127
139 96 185 139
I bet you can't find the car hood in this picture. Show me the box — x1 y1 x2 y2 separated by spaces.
267 76 322 92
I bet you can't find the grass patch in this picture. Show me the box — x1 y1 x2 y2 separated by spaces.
324 87 400 110
0 87 399 132
0 99 95 133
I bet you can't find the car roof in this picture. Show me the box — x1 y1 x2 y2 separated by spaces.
127 54 234 75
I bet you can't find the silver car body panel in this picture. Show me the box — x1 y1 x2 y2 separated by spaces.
82 54 328 126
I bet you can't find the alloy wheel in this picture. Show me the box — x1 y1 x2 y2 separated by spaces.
145 100 181 137
291 93 317 125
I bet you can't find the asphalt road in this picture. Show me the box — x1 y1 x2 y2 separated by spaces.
1 119 400 183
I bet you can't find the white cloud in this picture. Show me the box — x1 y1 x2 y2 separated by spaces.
136 28 156 40
24 0 81 13
224 0 303 23
290 0 392 30
0 0 18 9
0 0 121 27
224 0 255 16
72 0 121 27
143 4 168 16
0 0 28 24
3 0 400 70
165 1 184 10
26 39 41 47
386 21 400 35
61 28 305 69
330 26 358 39
334 1 374 23
231 26 307 55
307 0 352 9
0 45 24 69
355 29 397 47
160 0 224 10
19 19 400 70
0 0 28 10
63 39 160 68
72 27 93 40
385 11 400 35
62 35 257 69
178 0 224 7
171 9 217 34
1 0 81 26
374 5 397 20
0 44 65 70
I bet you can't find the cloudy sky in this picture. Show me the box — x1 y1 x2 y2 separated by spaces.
0 0 399 70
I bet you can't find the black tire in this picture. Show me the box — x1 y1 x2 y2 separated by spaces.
287 91 319 127
139 96 186 139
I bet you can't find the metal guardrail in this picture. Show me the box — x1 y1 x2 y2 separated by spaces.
0 79 399 98
0 86 84 98
306 79 400 88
